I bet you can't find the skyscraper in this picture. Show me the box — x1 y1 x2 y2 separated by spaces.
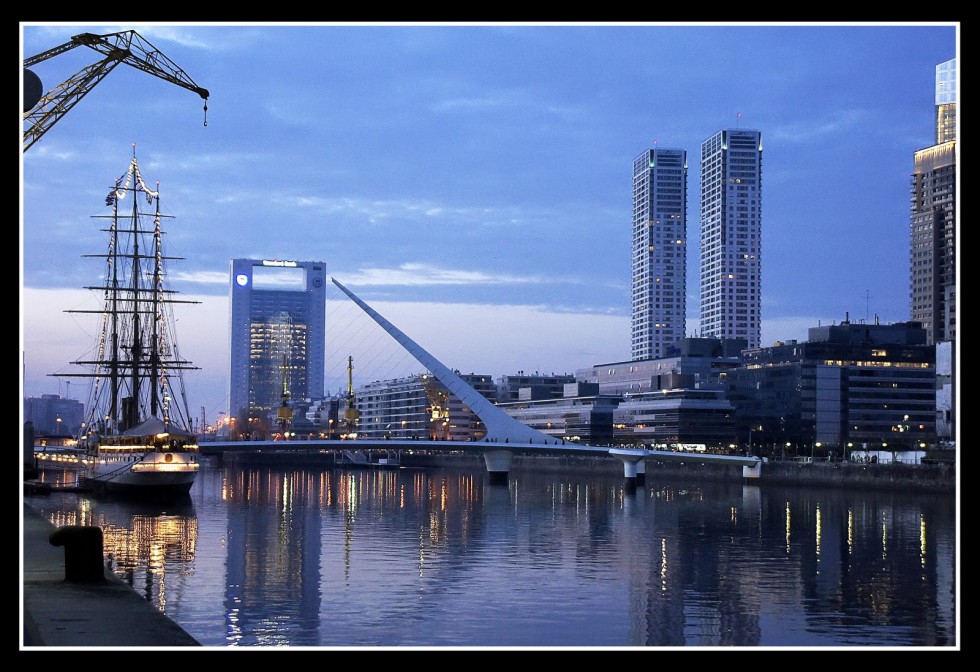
229 259 326 430
631 147 688 360
910 58 957 345
699 129 763 349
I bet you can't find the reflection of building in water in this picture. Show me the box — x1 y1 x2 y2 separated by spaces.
102 513 199 611
223 468 325 646
631 485 797 646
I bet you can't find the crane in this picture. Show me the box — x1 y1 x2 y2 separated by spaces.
23 30 209 151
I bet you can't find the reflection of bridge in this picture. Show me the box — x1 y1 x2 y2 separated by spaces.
206 278 762 485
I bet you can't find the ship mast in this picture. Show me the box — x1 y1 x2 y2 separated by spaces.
54 150 200 436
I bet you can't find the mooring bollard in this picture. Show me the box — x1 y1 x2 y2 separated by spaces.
49 526 105 583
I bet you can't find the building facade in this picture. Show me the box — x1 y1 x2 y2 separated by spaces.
727 320 936 456
910 58 957 346
497 383 619 445
229 259 326 433
24 394 85 438
576 337 745 395
699 129 763 349
495 372 576 403
631 147 688 360
354 372 495 442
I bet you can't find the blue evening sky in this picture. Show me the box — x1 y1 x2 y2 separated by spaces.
20 22 959 420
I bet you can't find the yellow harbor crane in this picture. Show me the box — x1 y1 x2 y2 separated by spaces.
343 356 360 436
23 30 210 151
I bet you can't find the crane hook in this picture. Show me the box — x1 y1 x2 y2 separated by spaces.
202 98 208 127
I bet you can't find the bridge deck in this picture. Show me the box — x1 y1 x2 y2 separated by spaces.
199 439 761 468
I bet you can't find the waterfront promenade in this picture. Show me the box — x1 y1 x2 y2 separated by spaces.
21 500 200 648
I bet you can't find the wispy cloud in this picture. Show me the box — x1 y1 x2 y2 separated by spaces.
339 263 568 287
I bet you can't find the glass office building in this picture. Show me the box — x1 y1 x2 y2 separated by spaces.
229 259 326 431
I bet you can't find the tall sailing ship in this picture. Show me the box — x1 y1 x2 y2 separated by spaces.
48 150 201 498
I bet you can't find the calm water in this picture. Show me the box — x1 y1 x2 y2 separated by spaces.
25 460 958 649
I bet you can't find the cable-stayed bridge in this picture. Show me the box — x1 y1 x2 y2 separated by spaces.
202 278 763 485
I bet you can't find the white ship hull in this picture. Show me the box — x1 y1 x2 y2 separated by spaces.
80 451 200 498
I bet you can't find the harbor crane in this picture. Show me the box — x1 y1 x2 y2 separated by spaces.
22 30 209 151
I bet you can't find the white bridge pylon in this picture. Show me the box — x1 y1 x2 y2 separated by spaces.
332 277 561 446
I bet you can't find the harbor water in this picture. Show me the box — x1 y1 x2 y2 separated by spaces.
23 459 958 649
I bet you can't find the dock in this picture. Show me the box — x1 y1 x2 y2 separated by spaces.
21 501 200 648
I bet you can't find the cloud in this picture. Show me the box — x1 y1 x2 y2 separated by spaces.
338 263 561 287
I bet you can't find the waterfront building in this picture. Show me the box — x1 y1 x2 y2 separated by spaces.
631 147 688 360
910 58 957 346
576 337 745 396
354 372 495 441
229 259 326 435
495 372 576 403
699 129 763 348
727 318 936 456
613 389 735 449
23 393 84 438
497 382 619 445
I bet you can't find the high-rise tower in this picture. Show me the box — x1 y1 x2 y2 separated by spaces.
699 129 763 348
631 147 688 360
229 259 326 431
910 58 957 346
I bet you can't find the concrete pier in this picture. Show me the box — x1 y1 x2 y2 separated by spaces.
22 501 200 648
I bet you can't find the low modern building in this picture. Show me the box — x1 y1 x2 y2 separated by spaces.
613 389 736 449
576 337 745 395
497 382 619 445
495 372 576 403
727 318 936 456
353 372 495 442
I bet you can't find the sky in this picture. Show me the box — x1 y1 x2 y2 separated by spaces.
20 21 959 425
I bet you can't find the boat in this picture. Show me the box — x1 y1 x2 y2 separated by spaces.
48 149 202 499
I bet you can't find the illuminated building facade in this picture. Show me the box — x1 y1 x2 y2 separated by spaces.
631 147 688 360
229 259 326 432
699 129 763 349
727 319 936 453
910 58 957 346
354 372 495 441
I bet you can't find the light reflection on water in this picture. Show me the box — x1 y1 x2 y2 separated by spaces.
26 462 957 648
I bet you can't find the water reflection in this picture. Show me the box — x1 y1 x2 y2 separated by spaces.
25 463 956 648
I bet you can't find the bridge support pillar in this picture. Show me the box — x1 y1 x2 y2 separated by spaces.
636 459 646 485
483 450 512 485
742 460 762 480
609 450 646 493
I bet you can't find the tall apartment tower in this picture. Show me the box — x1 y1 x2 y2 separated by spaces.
229 259 326 425
699 129 763 349
631 147 688 360
910 58 957 345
